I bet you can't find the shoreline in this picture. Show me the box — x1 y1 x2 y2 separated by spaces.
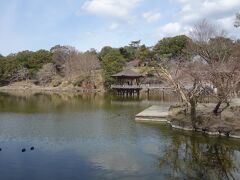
135 105 240 139
0 84 104 94
135 118 240 139
0 87 103 93
136 117 240 139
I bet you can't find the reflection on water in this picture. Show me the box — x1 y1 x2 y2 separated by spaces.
0 92 239 180
158 133 240 179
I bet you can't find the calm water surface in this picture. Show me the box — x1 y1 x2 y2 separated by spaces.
0 92 239 180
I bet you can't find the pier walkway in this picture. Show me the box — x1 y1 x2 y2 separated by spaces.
135 105 169 122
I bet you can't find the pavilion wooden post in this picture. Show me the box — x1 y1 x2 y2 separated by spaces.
110 69 143 98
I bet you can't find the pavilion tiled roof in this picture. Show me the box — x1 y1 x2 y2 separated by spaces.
111 69 143 77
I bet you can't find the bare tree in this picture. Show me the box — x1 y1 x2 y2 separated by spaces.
36 63 56 85
51 45 100 82
155 60 204 128
11 66 29 82
155 20 240 128
69 52 100 78
51 45 76 78
189 20 240 115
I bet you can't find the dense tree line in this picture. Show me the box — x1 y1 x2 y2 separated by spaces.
0 50 52 82
98 37 190 87
5 30 239 89
0 35 189 87
0 45 100 87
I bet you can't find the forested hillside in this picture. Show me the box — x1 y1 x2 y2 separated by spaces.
1 34 239 90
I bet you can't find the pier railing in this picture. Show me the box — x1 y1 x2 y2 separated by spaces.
111 84 172 90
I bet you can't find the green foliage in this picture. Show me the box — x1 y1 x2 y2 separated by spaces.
86 48 97 55
153 35 190 60
119 40 145 62
100 47 126 88
129 40 141 49
0 50 52 81
119 47 133 61
138 45 152 61
98 46 113 61
0 36 191 86
0 56 20 81
119 46 137 61
17 50 52 77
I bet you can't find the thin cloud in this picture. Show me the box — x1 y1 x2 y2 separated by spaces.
82 0 143 20
154 0 240 39
142 11 161 23
154 22 190 39
109 23 119 30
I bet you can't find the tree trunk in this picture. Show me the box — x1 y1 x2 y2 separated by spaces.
213 101 222 115
190 98 197 130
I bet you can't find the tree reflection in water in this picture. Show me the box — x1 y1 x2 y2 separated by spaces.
158 133 240 179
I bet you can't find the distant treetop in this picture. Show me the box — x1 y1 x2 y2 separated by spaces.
153 35 190 60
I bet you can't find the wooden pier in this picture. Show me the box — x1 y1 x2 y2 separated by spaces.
135 105 169 122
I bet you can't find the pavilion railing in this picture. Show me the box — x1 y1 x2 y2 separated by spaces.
111 84 170 89
111 85 143 89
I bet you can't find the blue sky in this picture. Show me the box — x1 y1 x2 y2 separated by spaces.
0 0 239 55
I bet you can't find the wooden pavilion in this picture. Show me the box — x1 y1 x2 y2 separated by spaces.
111 69 144 97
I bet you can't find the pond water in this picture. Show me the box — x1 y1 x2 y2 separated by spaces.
0 92 239 180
